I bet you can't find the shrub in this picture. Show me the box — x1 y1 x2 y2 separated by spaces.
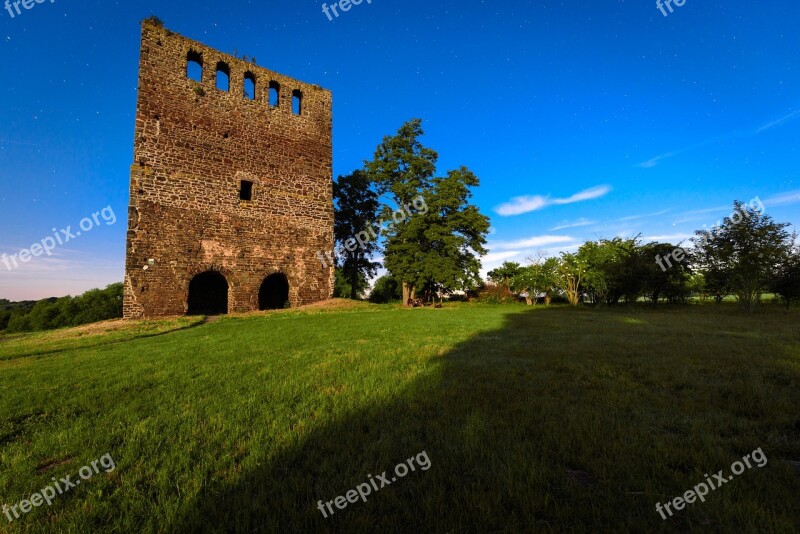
475 283 518 304
369 275 403 304
143 16 164 27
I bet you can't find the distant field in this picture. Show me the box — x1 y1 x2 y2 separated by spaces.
0 301 798 532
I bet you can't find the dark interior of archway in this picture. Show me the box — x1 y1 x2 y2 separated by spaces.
187 271 229 315
259 274 289 310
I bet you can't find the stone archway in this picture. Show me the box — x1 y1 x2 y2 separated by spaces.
259 273 290 310
187 271 229 315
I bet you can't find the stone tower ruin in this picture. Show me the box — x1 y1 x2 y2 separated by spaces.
124 19 334 318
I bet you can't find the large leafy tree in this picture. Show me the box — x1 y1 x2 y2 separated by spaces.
414 168 490 297
512 255 559 306
576 237 647 305
693 201 792 311
367 120 489 304
333 170 380 300
639 242 693 304
366 119 438 303
488 262 522 289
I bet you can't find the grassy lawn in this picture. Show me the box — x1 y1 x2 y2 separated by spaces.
0 302 798 532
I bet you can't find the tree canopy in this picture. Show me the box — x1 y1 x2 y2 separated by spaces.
366 119 490 303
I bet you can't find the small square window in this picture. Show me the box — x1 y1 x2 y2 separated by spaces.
240 180 254 201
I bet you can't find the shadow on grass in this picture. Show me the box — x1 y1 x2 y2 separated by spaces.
174 306 800 533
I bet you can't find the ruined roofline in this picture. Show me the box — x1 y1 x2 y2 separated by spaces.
140 17 332 96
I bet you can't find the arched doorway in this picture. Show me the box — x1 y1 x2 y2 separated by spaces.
187 271 229 315
259 273 289 310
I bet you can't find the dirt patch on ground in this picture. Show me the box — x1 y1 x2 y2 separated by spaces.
231 298 377 319
297 298 374 311
36 456 76 473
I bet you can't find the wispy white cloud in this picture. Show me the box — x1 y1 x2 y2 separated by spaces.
677 206 729 217
480 243 580 279
550 218 595 231
638 153 676 169
482 251 523 264
494 196 549 216
643 233 693 243
670 205 730 225
764 189 800 207
635 137 724 168
670 193 797 225
615 209 670 222
489 235 576 251
757 110 800 133
552 186 612 205
495 185 612 216
638 108 800 168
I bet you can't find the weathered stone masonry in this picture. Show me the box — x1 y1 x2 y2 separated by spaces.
124 20 334 318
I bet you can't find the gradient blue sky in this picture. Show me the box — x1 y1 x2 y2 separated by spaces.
1 0 799 300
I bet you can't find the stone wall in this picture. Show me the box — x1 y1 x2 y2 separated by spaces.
124 19 334 318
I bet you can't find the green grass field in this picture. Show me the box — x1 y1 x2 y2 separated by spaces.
1 302 798 532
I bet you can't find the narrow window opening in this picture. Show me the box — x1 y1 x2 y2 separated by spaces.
269 81 280 107
240 180 253 201
186 50 203 82
292 90 303 115
216 62 230 92
243 72 256 101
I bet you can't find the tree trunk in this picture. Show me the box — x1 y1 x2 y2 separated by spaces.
349 264 358 300
402 281 411 306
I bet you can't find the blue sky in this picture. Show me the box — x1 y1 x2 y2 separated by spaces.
1 0 799 300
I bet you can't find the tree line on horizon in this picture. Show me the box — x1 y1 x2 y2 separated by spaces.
486 201 800 311
333 119 800 311
0 283 123 333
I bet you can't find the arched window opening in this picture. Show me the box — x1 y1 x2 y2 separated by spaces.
292 90 303 115
243 72 256 101
216 62 230 92
186 50 203 82
269 81 280 108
